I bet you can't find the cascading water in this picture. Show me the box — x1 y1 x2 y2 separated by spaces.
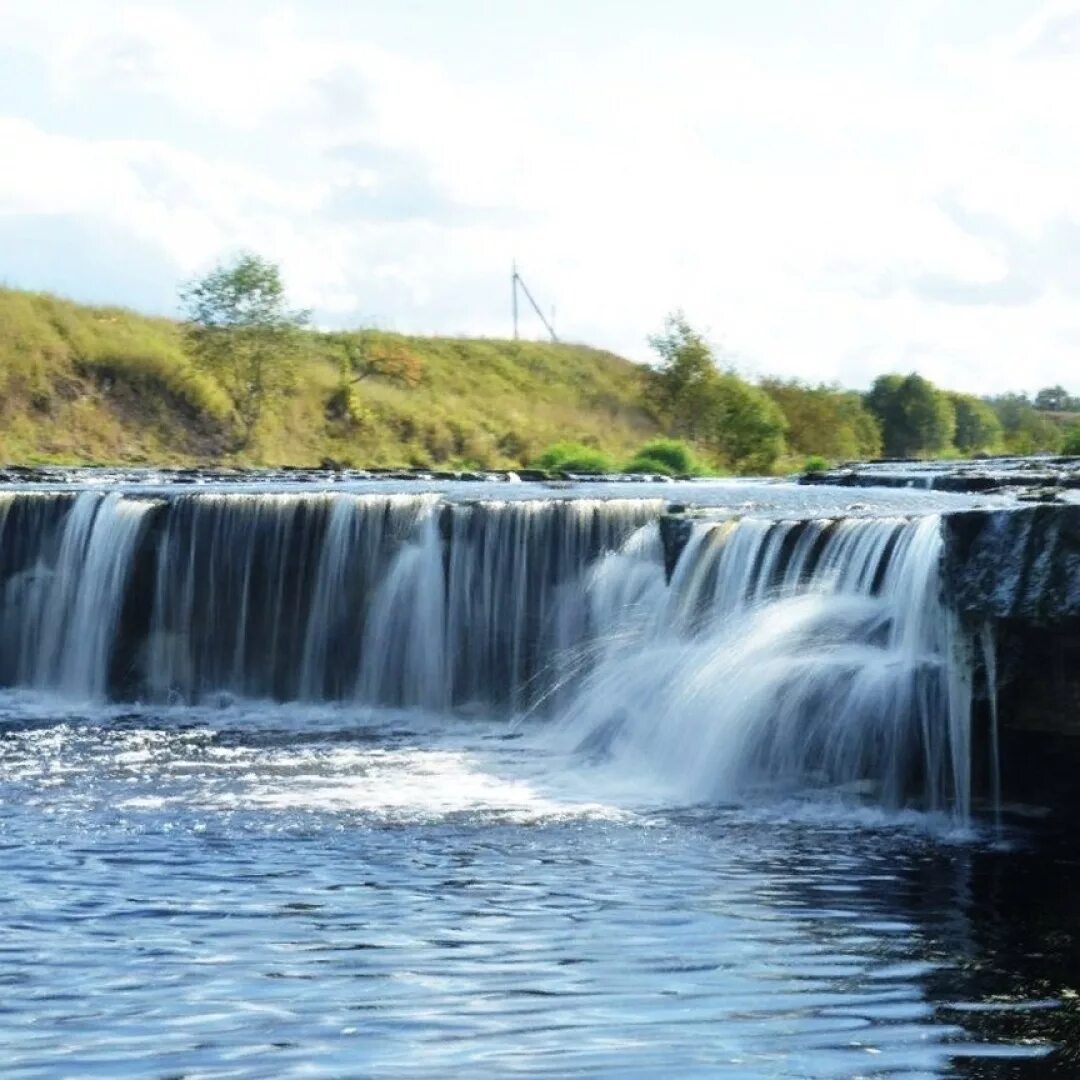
557 514 973 817
0 491 152 701
0 488 983 817
0 491 662 707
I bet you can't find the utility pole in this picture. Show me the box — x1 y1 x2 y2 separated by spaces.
512 259 519 340
510 262 558 343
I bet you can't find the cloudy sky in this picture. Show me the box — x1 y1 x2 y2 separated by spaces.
1 0 1078 392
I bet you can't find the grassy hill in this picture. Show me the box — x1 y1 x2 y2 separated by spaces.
0 288 658 468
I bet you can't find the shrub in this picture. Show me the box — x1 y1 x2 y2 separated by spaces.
803 455 828 474
624 437 700 475
1062 425 1080 455
534 440 614 474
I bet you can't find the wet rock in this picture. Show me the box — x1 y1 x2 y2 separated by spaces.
1016 487 1066 504
659 514 694 580
943 504 1080 622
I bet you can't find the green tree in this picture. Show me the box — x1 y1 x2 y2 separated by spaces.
865 373 955 457
645 312 718 440
760 379 882 461
949 393 1002 454
645 312 786 472
180 253 309 447
987 392 1065 454
703 372 787 473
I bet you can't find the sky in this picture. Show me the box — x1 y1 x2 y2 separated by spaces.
1 0 1078 393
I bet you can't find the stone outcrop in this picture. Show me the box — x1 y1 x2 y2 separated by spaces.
800 455 1080 495
942 505 1080 622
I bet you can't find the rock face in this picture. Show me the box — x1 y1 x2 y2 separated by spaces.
942 505 1080 622
940 505 1080 805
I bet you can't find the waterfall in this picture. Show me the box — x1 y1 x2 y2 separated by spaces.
555 514 975 817
0 491 152 701
355 505 449 709
0 488 985 816
0 491 658 705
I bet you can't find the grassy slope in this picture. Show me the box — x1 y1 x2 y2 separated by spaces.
0 288 658 467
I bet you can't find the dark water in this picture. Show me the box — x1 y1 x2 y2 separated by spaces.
1 697 1076 1079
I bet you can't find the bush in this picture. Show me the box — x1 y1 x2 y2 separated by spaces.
624 455 674 476
625 438 701 475
1062 425 1080 455
803 455 828 474
534 440 614 474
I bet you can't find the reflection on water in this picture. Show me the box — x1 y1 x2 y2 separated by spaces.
0 697 1077 1078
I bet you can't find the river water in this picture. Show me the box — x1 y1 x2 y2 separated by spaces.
0 476 1075 1078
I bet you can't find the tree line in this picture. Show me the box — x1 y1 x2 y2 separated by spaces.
642 313 1080 471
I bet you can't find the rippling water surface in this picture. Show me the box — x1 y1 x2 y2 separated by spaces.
2 695 1077 1078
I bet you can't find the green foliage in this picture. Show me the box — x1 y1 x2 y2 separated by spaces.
534 441 615 473
624 438 701 476
7 283 1074 473
803 455 828 474
865 373 955 458
705 373 787 473
986 393 1065 454
645 313 718 440
330 331 424 388
645 313 786 473
949 393 1002 454
180 253 310 447
760 379 882 461
1062 425 1080 454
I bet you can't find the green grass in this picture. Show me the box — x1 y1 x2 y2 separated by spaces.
0 288 659 467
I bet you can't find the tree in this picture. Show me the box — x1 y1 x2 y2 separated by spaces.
703 372 787 473
645 312 786 472
180 253 309 447
949 393 1002 454
325 332 425 428
1033 385 1079 412
987 393 1065 454
760 378 882 461
645 312 718 441
333 333 424 389
865 373 955 457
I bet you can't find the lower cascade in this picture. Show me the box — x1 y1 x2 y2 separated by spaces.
0 489 980 817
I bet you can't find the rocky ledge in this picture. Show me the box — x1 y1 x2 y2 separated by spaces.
0 464 687 486
800 455 1080 500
